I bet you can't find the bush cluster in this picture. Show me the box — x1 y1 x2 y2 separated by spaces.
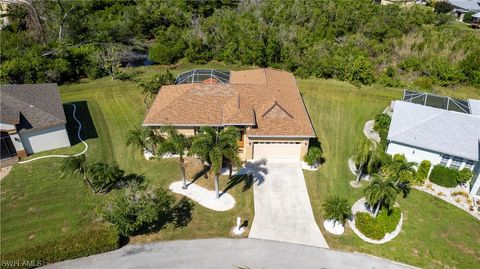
429 165 473 188
304 147 323 166
373 113 391 149
355 208 401 240
415 160 431 185
0 226 119 267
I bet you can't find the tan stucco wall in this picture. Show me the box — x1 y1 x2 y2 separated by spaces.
175 127 196 136
244 137 309 160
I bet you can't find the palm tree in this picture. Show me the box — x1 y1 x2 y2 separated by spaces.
158 126 190 189
364 176 398 217
322 196 352 228
60 155 96 193
352 137 380 183
126 126 163 154
189 126 241 198
389 154 417 184
89 162 125 193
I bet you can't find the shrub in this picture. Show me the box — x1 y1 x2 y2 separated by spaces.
434 1 454 14
456 168 473 184
398 56 421 71
0 226 119 267
304 147 323 166
413 76 436 91
102 187 175 236
373 113 391 149
115 70 141 81
429 165 458 187
415 160 431 185
355 208 401 240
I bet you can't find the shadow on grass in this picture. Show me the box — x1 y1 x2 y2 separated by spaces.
309 137 326 165
171 197 195 229
188 164 211 186
63 101 98 146
221 159 269 195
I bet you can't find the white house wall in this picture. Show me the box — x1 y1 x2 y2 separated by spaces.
9 133 24 152
19 124 70 154
387 142 443 166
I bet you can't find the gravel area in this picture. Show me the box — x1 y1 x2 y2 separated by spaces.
169 181 235 211
414 182 480 220
363 120 380 144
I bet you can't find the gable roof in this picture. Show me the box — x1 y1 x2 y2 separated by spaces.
0 83 67 132
388 100 480 161
449 0 480 11
143 68 315 137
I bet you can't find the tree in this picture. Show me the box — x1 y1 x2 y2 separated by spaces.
352 138 381 183
136 70 175 107
189 126 241 198
322 196 352 227
434 1 454 14
158 126 190 189
89 161 124 193
126 126 162 154
364 176 398 217
93 44 125 80
102 187 174 236
60 155 95 193
388 154 417 185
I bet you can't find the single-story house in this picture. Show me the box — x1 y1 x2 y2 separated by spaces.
143 68 316 161
386 90 480 199
449 0 480 21
1 83 71 166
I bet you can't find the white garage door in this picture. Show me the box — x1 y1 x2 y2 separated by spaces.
253 142 302 160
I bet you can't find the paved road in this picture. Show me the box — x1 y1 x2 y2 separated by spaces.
43 238 415 269
248 160 329 248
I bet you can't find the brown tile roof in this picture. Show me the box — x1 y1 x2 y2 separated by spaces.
143 68 315 137
0 83 67 132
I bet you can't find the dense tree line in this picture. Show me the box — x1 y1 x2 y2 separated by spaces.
1 0 479 88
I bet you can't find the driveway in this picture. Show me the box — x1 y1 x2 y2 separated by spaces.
43 238 415 269
248 160 329 248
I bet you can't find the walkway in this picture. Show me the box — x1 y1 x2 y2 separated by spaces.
42 238 415 269
248 160 329 248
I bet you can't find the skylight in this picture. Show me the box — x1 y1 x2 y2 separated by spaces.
403 90 471 114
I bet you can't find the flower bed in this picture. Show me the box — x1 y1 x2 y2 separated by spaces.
355 208 401 240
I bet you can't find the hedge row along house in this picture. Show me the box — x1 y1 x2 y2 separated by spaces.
386 90 480 199
143 68 316 161
0 84 70 167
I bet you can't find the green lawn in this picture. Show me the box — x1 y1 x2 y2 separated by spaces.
1 64 479 268
0 62 254 254
300 79 480 269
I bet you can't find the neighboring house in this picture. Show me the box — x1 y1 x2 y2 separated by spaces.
0 84 71 167
143 68 316 161
449 0 480 21
386 90 480 199
373 0 421 6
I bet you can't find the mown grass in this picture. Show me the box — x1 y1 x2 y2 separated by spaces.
0 62 253 254
1 64 479 269
300 79 480 269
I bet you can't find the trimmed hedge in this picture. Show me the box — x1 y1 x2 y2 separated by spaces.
0 226 119 268
429 165 459 187
355 208 401 240
415 160 431 185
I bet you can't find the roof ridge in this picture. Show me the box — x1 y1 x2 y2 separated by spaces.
1 91 66 124
389 105 444 139
261 101 294 119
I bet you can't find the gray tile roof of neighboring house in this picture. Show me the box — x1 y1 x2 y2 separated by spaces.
449 0 480 11
387 100 480 161
473 11 480 18
0 83 67 132
469 99 480 116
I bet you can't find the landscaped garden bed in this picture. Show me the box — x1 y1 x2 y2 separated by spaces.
355 208 401 241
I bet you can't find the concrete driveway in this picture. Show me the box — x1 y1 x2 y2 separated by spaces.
43 238 415 269
248 160 329 248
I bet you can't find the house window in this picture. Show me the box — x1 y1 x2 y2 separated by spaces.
440 155 450 166
450 157 463 170
465 160 474 171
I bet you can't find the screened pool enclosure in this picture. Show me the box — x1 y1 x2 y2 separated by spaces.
175 69 230 84
403 90 471 114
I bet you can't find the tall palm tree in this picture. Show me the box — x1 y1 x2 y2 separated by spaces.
352 137 380 183
60 155 96 193
89 162 124 193
322 196 352 228
364 176 398 217
126 126 163 154
189 126 241 198
158 126 190 189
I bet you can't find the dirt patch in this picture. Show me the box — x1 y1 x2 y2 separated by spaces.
28 234 35 240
